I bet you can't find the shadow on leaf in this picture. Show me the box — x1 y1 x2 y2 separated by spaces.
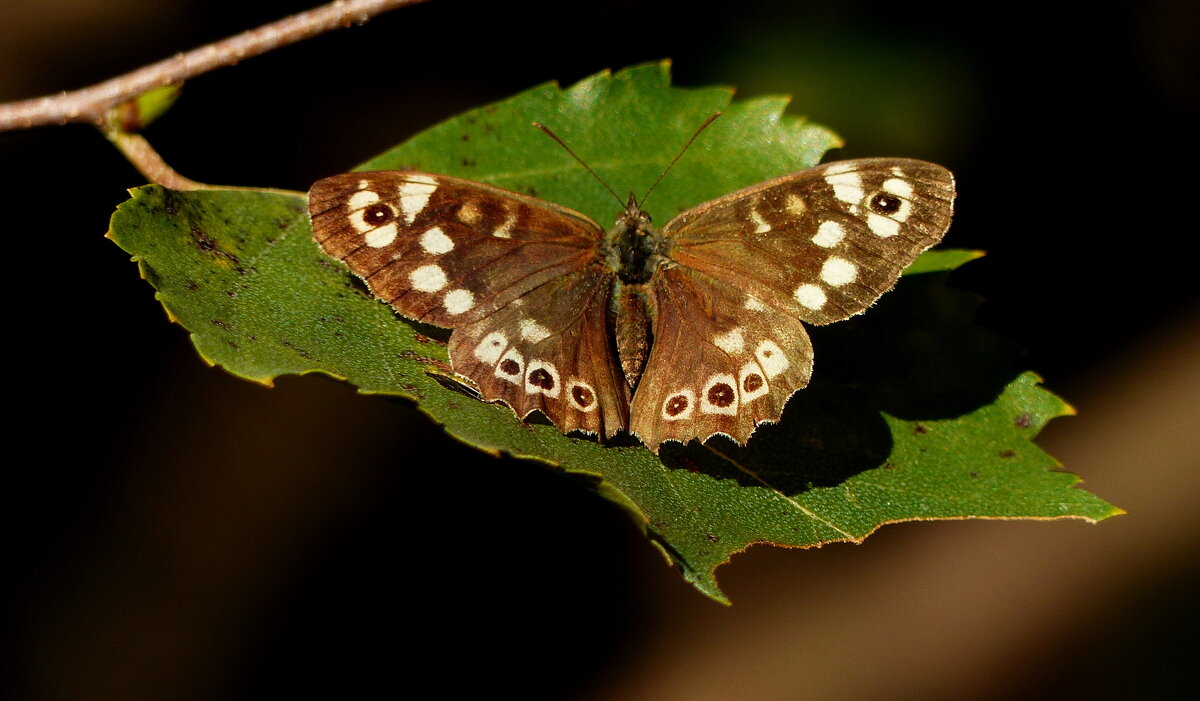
660 270 1023 494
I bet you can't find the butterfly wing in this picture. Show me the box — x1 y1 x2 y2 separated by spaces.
630 158 955 451
629 264 814 451
308 171 629 438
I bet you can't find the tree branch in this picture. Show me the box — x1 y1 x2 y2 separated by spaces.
0 0 430 132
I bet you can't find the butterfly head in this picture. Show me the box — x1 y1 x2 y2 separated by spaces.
618 193 653 233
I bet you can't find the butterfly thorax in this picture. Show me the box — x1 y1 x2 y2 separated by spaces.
605 194 665 285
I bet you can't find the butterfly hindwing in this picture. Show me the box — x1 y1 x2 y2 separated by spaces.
663 158 955 326
309 171 630 438
449 268 630 438
629 265 814 451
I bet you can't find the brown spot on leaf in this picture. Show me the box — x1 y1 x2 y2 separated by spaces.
998 449 1016 458
192 227 217 253
914 424 929 434
1015 412 1033 428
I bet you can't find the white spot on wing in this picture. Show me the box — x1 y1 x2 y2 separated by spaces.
519 318 551 343
458 201 481 225
473 332 507 365
365 222 398 248
410 264 447 292
493 211 517 238
892 199 913 222
661 389 696 421
794 283 827 310
786 194 807 217
700 374 739 415
755 340 789 378
420 226 454 254
882 177 915 199
868 213 900 238
826 171 864 205
348 190 380 211
813 221 845 248
524 360 561 398
738 362 769 403
567 380 598 412
443 288 475 315
750 208 771 234
495 347 524 384
820 257 857 286
398 176 438 224
744 296 767 312
356 179 370 190
713 328 745 354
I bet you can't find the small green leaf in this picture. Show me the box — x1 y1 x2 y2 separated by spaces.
106 83 182 133
107 63 1120 602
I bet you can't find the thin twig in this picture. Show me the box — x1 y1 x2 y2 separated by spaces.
0 0 430 132
108 132 215 190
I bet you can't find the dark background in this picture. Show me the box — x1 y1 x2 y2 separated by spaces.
3 1 1197 699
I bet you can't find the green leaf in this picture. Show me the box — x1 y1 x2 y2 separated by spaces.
107 62 1121 603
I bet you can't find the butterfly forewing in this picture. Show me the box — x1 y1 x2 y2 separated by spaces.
663 158 955 326
309 171 631 437
309 171 602 328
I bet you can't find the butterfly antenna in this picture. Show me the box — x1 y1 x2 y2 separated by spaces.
532 121 625 208
640 112 721 207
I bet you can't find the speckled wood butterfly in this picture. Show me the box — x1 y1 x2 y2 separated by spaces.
308 148 955 453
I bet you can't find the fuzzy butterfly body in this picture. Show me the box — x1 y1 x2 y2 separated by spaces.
308 158 955 453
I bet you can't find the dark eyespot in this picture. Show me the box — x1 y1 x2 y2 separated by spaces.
499 359 521 376
529 368 555 390
362 203 395 226
665 395 690 417
572 385 594 408
743 373 764 393
707 383 735 407
869 193 902 215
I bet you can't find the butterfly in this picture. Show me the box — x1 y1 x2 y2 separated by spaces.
307 155 955 453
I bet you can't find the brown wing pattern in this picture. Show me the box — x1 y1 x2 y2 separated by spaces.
629 265 814 451
663 159 955 325
308 171 629 437
631 158 954 450
309 171 602 328
449 268 629 438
